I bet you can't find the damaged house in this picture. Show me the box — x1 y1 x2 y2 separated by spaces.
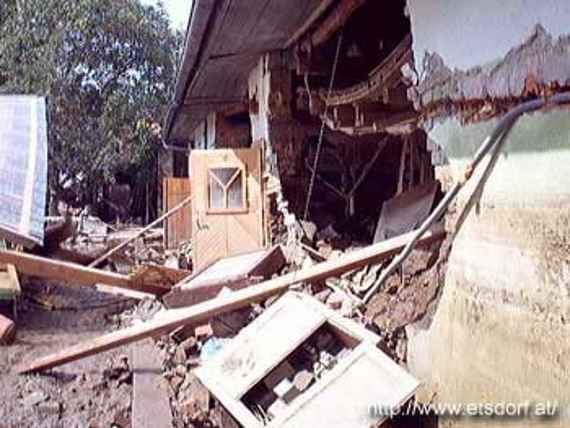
5 1 569 427
162 1 570 427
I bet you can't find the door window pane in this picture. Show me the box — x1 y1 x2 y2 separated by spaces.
208 167 245 211
211 167 238 186
209 175 225 209
227 171 244 208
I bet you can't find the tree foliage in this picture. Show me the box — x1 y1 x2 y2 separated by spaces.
0 0 183 213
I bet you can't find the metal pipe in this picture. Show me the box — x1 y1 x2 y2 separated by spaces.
362 92 570 303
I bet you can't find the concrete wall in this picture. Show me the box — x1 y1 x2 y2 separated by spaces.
405 3 570 427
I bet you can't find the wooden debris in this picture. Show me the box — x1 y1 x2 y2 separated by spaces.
163 246 285 309
94 284 157 301
130 265 192 291
0 250 171 296
285 0 335 48
307 0 366 47
0 313 16 345
0 264 20 301
374 181 439 243
15 225 445 374
89 194 192 268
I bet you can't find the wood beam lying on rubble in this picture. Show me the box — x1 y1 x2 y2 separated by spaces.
15 225 445 374
0 250 169 296
89 194 193 268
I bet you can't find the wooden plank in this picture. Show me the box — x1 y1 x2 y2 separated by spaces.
0 264 20 300
0 250 168 295
248 245 286 279
164 178 192 249
130 265 192 291
308 0 366 47
163 246 285 309
89 194 192 268
94 284 157 301
285 0 336 48
132 340 174 428
14 225 445 374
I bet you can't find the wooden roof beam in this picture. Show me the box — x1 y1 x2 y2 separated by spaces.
303 0 367 50
285 0 336 48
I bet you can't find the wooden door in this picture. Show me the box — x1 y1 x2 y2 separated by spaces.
163 178 192 249
190 148 264 270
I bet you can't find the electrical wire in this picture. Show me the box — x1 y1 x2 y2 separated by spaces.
303 31 344 221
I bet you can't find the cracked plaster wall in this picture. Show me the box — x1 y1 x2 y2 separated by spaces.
405 4 570 427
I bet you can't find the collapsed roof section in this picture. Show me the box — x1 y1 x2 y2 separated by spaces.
0 96 48 247
165 0 325 144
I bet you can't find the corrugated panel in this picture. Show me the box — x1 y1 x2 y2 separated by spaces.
0 96 48 247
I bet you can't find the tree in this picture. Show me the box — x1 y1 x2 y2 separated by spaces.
0 0 183 217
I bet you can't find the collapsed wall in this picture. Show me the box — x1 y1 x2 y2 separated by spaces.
405 1 570 426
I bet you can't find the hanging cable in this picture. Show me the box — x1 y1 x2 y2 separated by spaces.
303 31 344 221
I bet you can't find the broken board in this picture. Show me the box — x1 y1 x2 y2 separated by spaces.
0 250 173 296
130 264 192 292
0 264 20 301
374 181 438 242
163 245 285 308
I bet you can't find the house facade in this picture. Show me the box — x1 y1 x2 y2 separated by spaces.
166 1 570 426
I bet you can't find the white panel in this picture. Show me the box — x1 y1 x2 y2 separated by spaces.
196 293 326 399
275 343 420 428
0 96 47 246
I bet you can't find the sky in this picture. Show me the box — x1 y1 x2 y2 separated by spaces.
141 0 192 30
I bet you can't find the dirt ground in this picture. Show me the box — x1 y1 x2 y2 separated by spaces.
0 280 138 428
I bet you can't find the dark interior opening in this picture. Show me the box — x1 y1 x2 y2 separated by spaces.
241 323 358 424
289 130 438 247
317 0 411 88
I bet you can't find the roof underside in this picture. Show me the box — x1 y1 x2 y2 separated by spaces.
166 0 324 143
